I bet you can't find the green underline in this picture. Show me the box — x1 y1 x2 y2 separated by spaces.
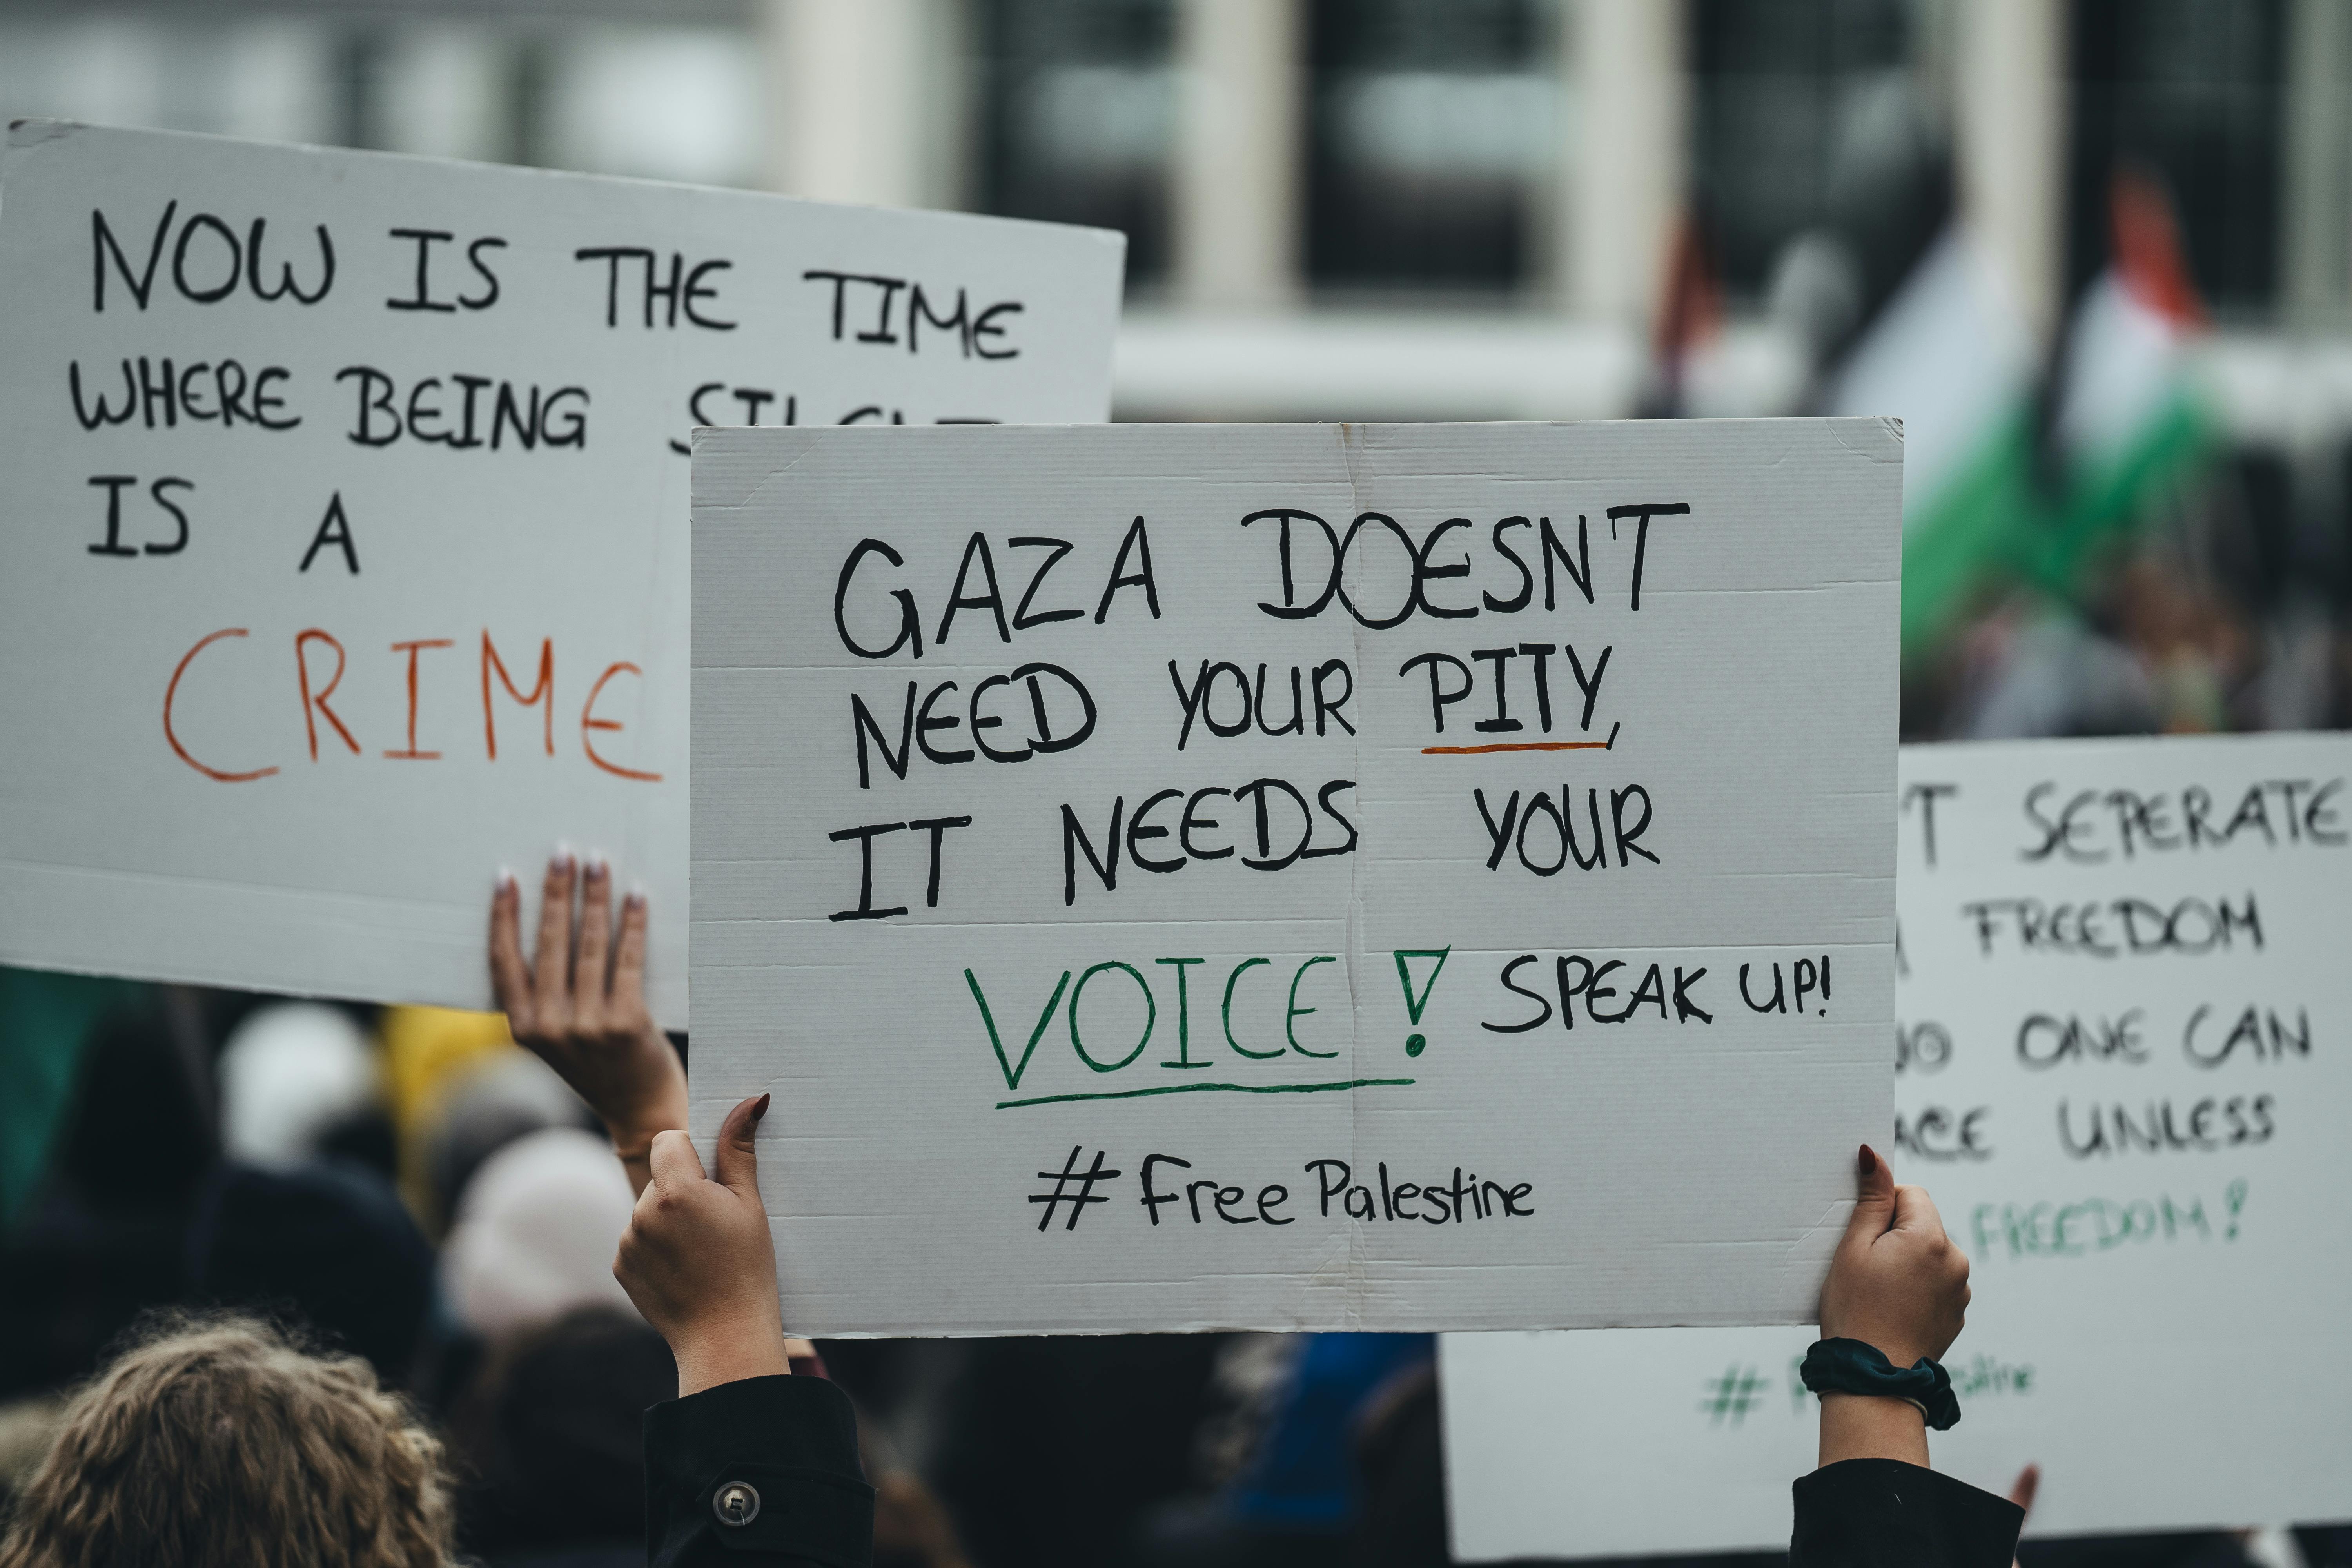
996 1077 1416 1110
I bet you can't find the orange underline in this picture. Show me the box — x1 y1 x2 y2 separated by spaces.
1421 740 1612 755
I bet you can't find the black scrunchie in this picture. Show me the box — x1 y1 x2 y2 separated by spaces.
1800 1338 1962 1431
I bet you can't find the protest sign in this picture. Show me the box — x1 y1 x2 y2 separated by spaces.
0 121 1122 1024
1440 732 2352 1556
689 417 1900 1335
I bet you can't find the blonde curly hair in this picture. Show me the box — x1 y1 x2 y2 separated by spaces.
0 1312 453 1568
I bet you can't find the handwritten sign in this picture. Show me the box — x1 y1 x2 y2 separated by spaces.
0 122 1123 1024
689 418 1900 1335
1439 733 2352 1555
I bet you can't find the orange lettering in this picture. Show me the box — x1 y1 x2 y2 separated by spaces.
581 661 662 781
385 638 453 759
163 628 278 782
482 630 554 760
295 628 359 760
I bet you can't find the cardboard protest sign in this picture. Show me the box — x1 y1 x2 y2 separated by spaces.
0 121 1122 1025
690 418 1901 1335
1440 733 2352 1557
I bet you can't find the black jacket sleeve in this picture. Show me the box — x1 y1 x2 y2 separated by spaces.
644 1374 876 1568
1790 1459 2023 1568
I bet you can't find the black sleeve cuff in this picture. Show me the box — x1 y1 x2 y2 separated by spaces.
1790 1459 2024 1568
645 1374 875 1568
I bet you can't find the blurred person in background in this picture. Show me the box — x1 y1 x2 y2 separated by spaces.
0 991 214 1399
446 1304 969 1567
187 1154 438 1392
216 1002 394 1177
440 1125 640 1340
0 1093 873 1568
1943 543 2256 741
433 1122 661 1564
0 968 148 1236
446 1305 676 1566
1130 1332 1431 1568
377 1000 603 1238
417 1049 599 1235
184 1000 437 1390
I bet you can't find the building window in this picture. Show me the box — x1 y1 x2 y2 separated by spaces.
974 0 1177 289
1305 0 1557 295
2069 0 2284 314
0 13 764 189
1690 0 1923 307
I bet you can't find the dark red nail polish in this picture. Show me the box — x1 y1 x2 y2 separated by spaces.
1857 1144 1873 1176
753 1093 771 1121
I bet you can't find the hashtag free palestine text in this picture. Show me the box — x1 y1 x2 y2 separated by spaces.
1129 1153 1534 1228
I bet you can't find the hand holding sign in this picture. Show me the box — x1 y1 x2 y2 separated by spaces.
1820 1144 1971 1369
490 852 685 1196
1816 1144 1973 1467
617 1094 789 1399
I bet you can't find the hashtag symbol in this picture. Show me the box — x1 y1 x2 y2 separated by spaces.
1028 1145 1123 1232
1699 1364 1768 1426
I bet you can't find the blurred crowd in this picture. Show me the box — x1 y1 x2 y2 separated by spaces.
0 973 2345 1568
0 982 1446 1567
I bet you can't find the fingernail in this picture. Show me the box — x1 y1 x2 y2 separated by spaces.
552 842 575 873
752 1093 771 1122
1857 1144 1874 1176
585 852 609 881
626 883 649 908
496 867 516 893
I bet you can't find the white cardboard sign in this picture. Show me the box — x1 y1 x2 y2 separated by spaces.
1441 733 2352 1557
0 122 1122 1025
690 418 1900 1335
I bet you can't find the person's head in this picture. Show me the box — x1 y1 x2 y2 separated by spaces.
439 1126 637 1338
216 1002 385 1171
420 1049 594 1233
449 1306 675 1554
0 1312 452 1568
188 1159 435 1387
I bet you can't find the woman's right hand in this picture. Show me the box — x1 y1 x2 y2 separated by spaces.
1819 1144 1971 1367
1816 1144 1971 1468
490 849 688 1196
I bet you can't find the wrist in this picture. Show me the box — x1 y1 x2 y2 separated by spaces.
608 1128 667 1199
1817 1392 1929 1468
670 1314 792 1398
607 1098 690 1161
593 1035 690 1151
609 1123 670 1165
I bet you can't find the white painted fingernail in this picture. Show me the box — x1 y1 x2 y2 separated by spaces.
553 841 575 872
626 883 648 908
497 867 517 893
586 851 610 880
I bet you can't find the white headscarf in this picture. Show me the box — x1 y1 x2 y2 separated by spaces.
439 1125 640 1335
216 1003 379 1167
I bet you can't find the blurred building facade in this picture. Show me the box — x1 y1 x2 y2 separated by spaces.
6 0 2348 415
7 0 2352 731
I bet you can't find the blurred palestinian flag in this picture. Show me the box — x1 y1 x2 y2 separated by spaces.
1827 229 2037 652
1827 171 2212 655
2028 170 2214 593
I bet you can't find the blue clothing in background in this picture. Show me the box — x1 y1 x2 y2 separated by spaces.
1227 1332 1433 1528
